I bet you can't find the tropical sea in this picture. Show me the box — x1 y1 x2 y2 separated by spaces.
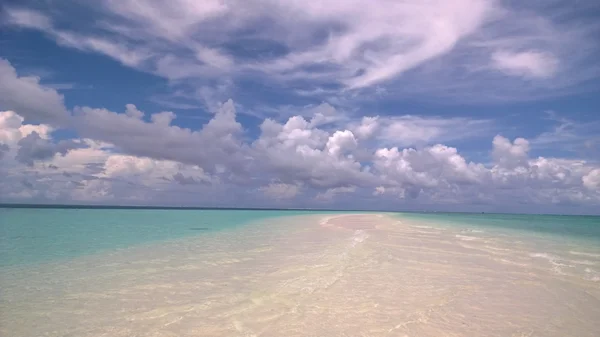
1 206 599 336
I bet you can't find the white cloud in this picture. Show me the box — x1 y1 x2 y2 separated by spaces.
50 140 112 173
492 135 530 169
353 117 379 140
326 130 357 157
0 115 217 203
125 104 144 119
1 57 599 212
583 169 600 191
491 50 559 78
150 111 176 126
378 115 491 147
65 35 152 67
0 60 69 124
252 114 374 189
0 110 52 145
308 103 345 128
0 60 246 176
8 10 154 69
316 186 357 201
0 110 57 167
4 7 52 30
259 182 302 200
147 97 201 110
70 99 246 173
246 0 494 89
2 107 600 211
103 0 229 41
5 0 597 103
195 46 234 70
373 186 386 196
102 154 212 186
373 144 485 192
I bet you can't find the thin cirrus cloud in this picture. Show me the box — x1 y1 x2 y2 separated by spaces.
3 0 599 104
529 113 600 159
491 51 559 78
0 1 599 213
377 116 492 147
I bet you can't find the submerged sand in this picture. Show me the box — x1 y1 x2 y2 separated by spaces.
1 213 599 337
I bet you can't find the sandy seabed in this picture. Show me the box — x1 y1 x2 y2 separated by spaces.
1 214 600 337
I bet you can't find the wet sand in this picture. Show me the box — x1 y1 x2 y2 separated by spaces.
1 213 599 336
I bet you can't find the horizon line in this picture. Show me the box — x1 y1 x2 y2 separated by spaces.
0 203 598 217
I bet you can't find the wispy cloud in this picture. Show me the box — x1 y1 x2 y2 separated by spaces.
379 116 492 147
4 0 598 104
3 7 51 30
491 50 558 78
44 83 93 90
147 97 201 110
531 112 600 160
346 115 493 148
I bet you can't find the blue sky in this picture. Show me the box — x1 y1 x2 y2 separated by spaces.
0 0 599 213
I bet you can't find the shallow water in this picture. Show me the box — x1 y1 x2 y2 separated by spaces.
1 209 599 336
0 208 349 266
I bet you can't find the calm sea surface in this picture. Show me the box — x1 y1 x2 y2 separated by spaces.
1 207 598 267
1 207 599 337
0 207 353 266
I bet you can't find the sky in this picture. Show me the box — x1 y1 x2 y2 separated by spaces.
0 0 599 214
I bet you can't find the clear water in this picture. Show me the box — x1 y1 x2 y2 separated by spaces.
1 208 600 336
0 207 352 267
2 208 598 267
396 212 600 244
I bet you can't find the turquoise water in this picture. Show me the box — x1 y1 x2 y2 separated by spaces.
396 212 600 244
0 208 346 267
2 209 600 336
2 207 599 267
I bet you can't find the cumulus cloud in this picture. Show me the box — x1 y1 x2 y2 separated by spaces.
326 130 358 157
16 132 84 166
492 135 530 169
171 172 202 185
0 132 218 204
71 99 246 174
102 154 212 187
1 106 599 211
353 117 379 140
0 143 8 159
583 169 600 191
0 110 57 164
0 60 235 178
252 115 374 189
0 60 69 124
0 54 599 212
374 144 485 193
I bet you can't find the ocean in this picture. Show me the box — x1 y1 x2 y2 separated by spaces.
0 207 347 267
1 207 599 336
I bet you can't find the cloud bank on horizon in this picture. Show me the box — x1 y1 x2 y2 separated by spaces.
0 0 599 213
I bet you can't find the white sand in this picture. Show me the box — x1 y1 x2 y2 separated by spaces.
1 214 599 337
